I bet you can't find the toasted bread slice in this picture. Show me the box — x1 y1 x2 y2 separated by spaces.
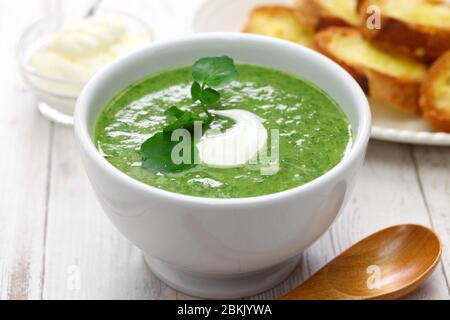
294 0 360 30
359 0 450 60
243 6 314 47
314 27 427 113
420 51 450 132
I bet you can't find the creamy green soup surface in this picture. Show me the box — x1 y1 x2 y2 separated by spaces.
94 64 352 198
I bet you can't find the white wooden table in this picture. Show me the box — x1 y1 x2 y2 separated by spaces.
1 0 449 300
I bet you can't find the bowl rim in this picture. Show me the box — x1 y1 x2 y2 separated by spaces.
74 32 371 206
16 8 154 89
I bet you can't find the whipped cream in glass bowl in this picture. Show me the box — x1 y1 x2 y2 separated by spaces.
17 11 152 125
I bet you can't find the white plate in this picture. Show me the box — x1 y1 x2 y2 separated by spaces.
190 0 450 146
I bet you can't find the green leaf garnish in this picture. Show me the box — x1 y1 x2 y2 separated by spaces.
191 81 202 102
141 132 196 173
164 106 186 118
192 56 237 88
201 88 220 105
192 56 237 120
140 56 237 173
163 110 200 133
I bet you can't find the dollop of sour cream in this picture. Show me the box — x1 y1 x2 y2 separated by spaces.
197 109 268 168
30 15 150 83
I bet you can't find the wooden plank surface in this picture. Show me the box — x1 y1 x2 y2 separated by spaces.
413 146 450 295
41 127 177 300
0 0 449 300
0 0 52 300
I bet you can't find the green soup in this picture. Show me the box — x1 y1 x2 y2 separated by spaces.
94 64 352 198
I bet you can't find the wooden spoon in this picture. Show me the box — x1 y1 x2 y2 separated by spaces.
281 224 441 300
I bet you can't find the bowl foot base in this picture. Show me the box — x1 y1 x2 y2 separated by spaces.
144 254 301 299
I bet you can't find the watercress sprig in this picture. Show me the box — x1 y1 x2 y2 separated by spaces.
191 56 237 120
140 56 237 173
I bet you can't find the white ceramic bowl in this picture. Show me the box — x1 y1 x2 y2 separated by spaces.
74 33 371 299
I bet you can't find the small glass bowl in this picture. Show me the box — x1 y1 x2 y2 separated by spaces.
17 10 152 126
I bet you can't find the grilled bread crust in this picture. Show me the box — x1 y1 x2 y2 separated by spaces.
243 6 314 46
420 51 450 131
359 0 450 61
314 27 427 112
294 0 360 30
